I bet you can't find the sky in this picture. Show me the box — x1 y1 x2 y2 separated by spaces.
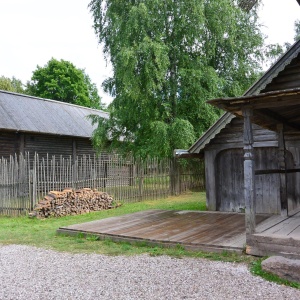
0 0 299 106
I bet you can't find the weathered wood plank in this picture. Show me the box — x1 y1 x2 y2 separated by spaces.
58 210 270 253
243 108 256 234
277 123 288 216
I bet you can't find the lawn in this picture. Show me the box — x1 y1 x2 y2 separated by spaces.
0 191 207 255
1 190 299 288
0 191 250 262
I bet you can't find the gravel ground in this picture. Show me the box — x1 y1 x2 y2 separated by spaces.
0 245 300 300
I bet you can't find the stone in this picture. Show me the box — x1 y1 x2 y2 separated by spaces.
261 256 300 283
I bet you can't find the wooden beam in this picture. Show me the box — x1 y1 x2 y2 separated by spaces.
173 149 203 159
255 168 300 175
277 124 288 216
243 108 256 235
258 109 300 131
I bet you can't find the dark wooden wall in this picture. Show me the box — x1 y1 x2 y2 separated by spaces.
0 130 96 160
205 118 300 214
262 54 300 93
0 132 20 157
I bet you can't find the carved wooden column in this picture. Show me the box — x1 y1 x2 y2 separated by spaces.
243 108 256 234
277 123 288 216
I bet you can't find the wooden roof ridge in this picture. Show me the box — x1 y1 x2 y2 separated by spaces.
0 89 109 117
188 39 300 154
0 90 109 138
245 40 300 96
188 113 235 153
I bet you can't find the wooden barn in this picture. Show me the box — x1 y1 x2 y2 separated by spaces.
175 39 300 257
0 90 108 159
177 40 300 216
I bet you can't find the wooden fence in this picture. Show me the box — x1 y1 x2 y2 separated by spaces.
0 153 205 216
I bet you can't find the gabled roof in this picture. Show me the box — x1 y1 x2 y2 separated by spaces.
0 90 109 138
189 39 300 154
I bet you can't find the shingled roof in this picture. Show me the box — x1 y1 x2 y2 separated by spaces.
0 90 109 138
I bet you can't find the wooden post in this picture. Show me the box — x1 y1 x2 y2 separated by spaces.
277 123 288 216
138 159 144 201
72 140 78 188
170 158 179 195
243 108 256 235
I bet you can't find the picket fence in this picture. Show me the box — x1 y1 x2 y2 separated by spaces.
0 152 205 216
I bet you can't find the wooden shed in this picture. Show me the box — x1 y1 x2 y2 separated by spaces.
0 90 108 159
179 39 300 216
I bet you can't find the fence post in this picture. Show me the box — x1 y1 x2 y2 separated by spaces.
129 162 134 186
29 169 34 211
138 159 144 201
170 158 179 195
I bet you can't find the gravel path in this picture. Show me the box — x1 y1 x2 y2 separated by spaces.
0 245 299 300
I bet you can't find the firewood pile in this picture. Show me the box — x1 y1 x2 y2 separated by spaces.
30 188 116 218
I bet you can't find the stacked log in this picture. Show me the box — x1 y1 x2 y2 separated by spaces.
31 188 116 218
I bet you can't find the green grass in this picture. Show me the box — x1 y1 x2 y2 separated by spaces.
0 192 204 252
0 191 299 289
0 191 247 262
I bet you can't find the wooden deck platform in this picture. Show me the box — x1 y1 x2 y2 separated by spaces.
57 210 269 253
247 209 300 258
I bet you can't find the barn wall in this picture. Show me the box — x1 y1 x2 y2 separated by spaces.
0 131 21 158
0 130 97 160
215 147 282 214
203 118 300 214
76 138 97 157
206 117 278 150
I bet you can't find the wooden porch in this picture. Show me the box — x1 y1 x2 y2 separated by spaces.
247 208 300 258
58 210 269 253
209 87 300 258
58 208 300 257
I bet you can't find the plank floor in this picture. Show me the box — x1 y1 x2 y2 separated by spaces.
58 210 269 253
254 210 300 239
245 211 300 258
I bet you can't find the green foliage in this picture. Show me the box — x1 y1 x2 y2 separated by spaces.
26 58 103 109
0 76 25 93
89 0 265 157
294 19 300 42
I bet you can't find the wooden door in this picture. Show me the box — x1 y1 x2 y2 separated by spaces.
216 149 244 212
215 147 291 214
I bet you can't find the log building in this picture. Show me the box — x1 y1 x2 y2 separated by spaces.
177 39 300 257
181 40 300 216
0 90 108 159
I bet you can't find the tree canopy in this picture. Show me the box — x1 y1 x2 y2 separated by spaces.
0 76 25 93
89 0 265 157
27 58 103 109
